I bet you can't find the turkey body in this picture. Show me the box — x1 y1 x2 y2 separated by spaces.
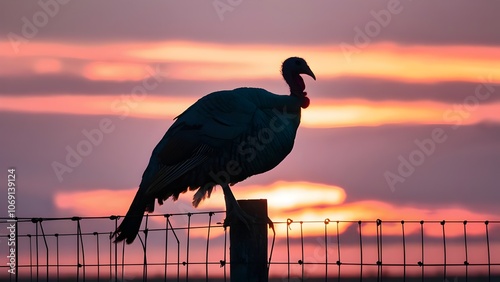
150 88 302 202
113 57 315 244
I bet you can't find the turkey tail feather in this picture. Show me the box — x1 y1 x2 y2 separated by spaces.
111 187 151 244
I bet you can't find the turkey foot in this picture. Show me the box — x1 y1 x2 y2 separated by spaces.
221 183 255 229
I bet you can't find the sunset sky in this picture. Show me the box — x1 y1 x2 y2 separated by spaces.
1 0 500 278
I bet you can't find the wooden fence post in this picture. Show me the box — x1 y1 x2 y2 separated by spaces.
230 199 268 282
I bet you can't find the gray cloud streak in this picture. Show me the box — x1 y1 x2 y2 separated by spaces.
2 74 499 105
1 0 499 46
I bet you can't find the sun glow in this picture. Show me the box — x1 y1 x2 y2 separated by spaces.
54 182 497 239
241 181 346 210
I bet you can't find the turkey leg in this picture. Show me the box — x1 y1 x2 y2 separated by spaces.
221 183 275 232
221 183 254 229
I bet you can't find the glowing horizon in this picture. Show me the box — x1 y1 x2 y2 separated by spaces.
54 181 498 239
2 94 500 128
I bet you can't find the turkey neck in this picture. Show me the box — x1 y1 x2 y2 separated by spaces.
283 70 306 96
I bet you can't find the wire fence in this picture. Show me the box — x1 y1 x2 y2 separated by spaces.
1 211 500 281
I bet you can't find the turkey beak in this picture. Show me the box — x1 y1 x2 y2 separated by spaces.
302 66 316 81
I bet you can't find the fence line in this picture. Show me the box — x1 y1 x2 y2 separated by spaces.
274 219 500 281
1 213 500 281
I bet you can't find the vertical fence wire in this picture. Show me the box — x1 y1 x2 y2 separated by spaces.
34 219 39 282
120 232 125 281
324 218 330 281
463 220 469 282
300 221 304 281
205 212 213 282
417 220 424 281
401 220 406 282
79 219 86 281
223 226 228 282
38 219 49 282
185 213 192 282
112 215 118 282
358 220 363 282
108 229 112 282
55 233 59 282
286 218 292 282
28 234 32 281
376 219 382 281
94 231 100 282
336 221 341 280
485 220 491 282
140 214 149 282
163 214 170 282
441 220 447 281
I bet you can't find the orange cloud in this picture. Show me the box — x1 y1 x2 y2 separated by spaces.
302 99 447 127
83 61 150 81
1 40 499 83
33 58 62 74
54 188 135 216
0 95 192 119
126 41 500 83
